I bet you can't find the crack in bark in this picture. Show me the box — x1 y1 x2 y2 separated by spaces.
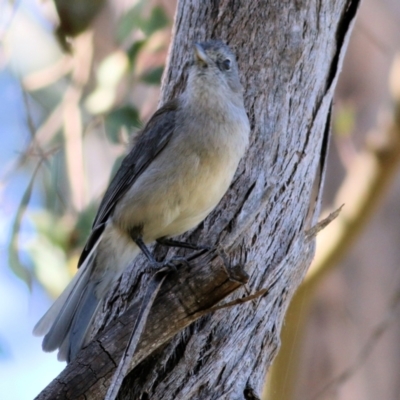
97 339 117 368
326 0 361 89
244 385 261 400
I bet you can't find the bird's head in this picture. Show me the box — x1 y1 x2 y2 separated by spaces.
188 40 243 95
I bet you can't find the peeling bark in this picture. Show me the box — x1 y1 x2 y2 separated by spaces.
35 0 360 399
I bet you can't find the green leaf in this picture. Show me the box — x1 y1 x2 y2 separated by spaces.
105 106 141 143
117 3 169 42
127 39 146 66
141 6 169 36
116 0 146 42
8 165 42 288
333 104 356 138
73 203 98 248
31 211 69 250
28 234 70 298
140 66 164 85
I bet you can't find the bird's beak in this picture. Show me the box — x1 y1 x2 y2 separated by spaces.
193 43 208 67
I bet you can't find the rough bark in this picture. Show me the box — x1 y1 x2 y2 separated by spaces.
36 0 360 399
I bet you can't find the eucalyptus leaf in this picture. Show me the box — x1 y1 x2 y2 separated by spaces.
127 39 147 66
8 167 41 288
141 6 169 36
117 3 169 42
140 66 164 85
105 106 141 143
73 202 99 247
116 0 146 42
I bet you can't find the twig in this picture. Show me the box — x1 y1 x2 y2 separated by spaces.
34 246 248 400
8 160 44 286
62 32 93 212
305 204 344 241
23 56 73 91
205 287 269 313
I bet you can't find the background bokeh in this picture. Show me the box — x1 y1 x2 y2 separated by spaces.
297 0 400 398
0 0 399 399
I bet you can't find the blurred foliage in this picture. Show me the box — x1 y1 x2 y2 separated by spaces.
55 0 107 51
334 102 356 138
3 0 172 297
141 65 164 85
105 106 141 143
8 166 39 288
117 2 169 42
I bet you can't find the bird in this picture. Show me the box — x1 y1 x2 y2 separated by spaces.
33 40 250 362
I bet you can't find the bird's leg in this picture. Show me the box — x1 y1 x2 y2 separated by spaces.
134 236 190 270
156 237 211 251
134 237 160 268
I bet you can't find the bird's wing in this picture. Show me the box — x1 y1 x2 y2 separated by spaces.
77 98 179 267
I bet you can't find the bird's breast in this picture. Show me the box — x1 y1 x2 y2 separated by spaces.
113 102 249 240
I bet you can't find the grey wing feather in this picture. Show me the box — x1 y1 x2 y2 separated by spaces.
60 280 99 361
33 242 99 360
77 99 179 267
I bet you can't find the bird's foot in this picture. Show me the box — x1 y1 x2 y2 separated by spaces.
149 256 190 274
163 256 190 271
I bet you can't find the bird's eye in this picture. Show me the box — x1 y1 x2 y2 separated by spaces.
221 59 231 71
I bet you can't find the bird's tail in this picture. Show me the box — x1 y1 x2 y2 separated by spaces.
33 243 102 362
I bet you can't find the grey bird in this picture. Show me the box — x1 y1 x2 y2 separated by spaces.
33 40 250 362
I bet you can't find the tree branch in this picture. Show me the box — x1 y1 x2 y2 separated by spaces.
35 250 248 399
36 1 361 399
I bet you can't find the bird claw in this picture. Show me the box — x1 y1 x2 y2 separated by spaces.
149 256 190 274
163 256 190 270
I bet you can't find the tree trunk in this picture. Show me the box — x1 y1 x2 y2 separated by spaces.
36 0 360 399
